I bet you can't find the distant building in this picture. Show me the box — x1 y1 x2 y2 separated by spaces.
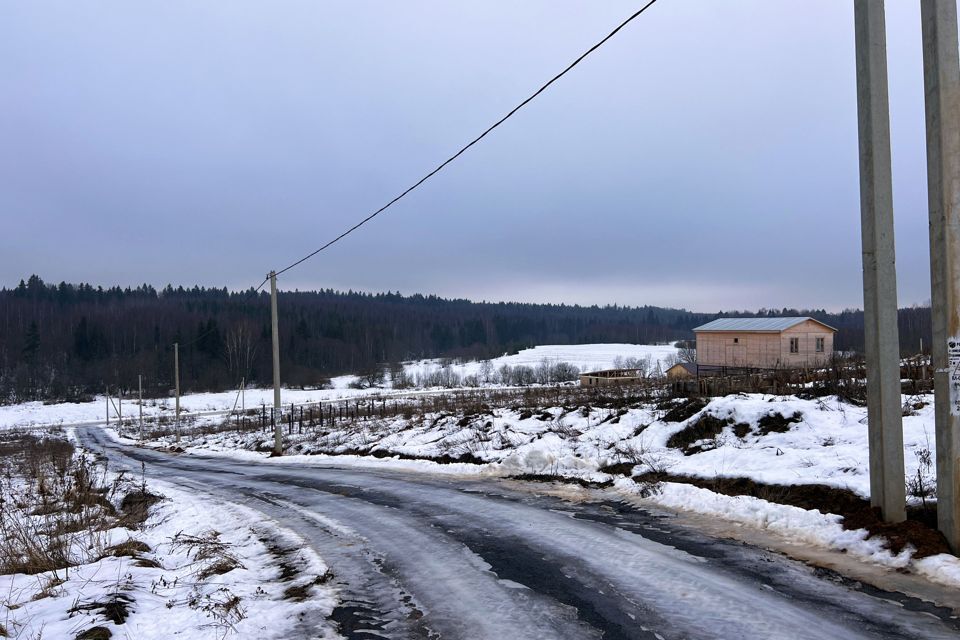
693 317 836 369
665 362 698 379
579 368 646 387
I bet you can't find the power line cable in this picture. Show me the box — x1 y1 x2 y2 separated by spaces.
265 0 660 284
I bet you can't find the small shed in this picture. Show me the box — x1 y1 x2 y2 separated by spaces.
665 362 698 379
693 317 836 368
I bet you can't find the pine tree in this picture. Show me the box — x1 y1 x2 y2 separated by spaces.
22 321 40 360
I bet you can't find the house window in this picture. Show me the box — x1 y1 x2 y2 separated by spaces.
789 337 799 354
733 338 739 344
816 337 824 353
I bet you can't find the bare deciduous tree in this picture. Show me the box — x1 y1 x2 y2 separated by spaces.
224 322 258 380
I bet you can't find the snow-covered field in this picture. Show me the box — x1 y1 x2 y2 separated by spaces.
401 342 678 380
0 342 678 430
0 384 374 431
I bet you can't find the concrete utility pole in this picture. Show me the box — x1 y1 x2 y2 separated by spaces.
921 0 960 550
853 0 906 522
270 271 282 455
138 374 144 442
175 342 181 445
105 387 109 427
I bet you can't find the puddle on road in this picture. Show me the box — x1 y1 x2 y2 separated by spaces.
329 600 392 640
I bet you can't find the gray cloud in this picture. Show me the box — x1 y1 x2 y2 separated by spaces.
0 1 937 311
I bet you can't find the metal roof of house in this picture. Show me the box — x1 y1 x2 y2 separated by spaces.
693 317 837 332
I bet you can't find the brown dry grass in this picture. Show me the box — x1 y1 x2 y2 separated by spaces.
0 431 151 578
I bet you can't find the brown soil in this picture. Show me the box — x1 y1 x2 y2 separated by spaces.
732 423 751 438
119 491 162 528
666 415 732 454
133 558 162 568
662 398 707 423
636 473 949 558
756 411 803 435
283 571 333 601
340 448 485 465
510 473 614 489
105 539 151 558
197 558 241 580
69 594 134 625
598 462 636 476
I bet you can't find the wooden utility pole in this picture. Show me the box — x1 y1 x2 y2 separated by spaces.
175 342 181 445
853 0 905 522
921 0 960 550
270 271 282 455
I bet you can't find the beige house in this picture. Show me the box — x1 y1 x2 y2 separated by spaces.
693 317 836 369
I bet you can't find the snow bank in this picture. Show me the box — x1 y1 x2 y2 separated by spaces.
1 473 338 639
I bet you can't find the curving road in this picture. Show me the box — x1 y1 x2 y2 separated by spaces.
78 427 960 640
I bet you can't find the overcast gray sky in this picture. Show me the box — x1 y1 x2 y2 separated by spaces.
0 1 939 312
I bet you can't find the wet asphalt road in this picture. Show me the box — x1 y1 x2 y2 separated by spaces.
78 427 960 640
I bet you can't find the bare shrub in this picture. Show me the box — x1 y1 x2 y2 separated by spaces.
907 445 936 507
0 433 115 577
170 531 243 581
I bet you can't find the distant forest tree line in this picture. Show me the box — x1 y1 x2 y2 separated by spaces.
0 275 932 403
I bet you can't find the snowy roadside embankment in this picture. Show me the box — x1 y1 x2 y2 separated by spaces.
117 390 960 590
0 430 339 640
144 393 934 500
